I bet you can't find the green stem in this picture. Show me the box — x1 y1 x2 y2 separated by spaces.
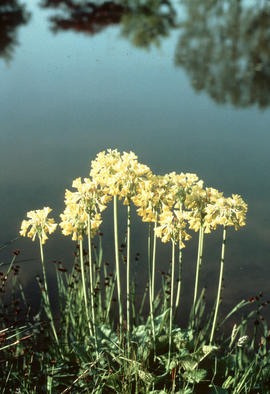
175 202 183 313
151 220 157 303
87 214 98 353
97 233 103 316
103 250 109 316
193 225 204 308
79 239 93 337
210 226 227 344
126 203 131 355
148 223 156 359
39 237 59 346
168 240 175 369
175 235 182 313
6 255 17 277
114 196 123 337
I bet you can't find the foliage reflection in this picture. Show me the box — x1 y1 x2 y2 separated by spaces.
0 0 30 61
175 0 270 108
2 0 270 108
40 0 126 35
40 0 177 49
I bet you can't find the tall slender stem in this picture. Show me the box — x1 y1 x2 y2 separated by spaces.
39 237 59 346
168 240 175 369
87 214 98 353
193 225 204 308
151 220 157 302
39 237 49 298
175 202 183 313
126 203 131 355
87 215 95 321
97 233 103 316
210 226 227 345
79 239 93 337
114 196 123 337
175 234 182 312
148 223 156 359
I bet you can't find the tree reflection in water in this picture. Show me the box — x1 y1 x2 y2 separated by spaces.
40 0 177 49
0 0 30 61
120 0 176 49
175 0 270 108
40 0 127 35
3 0 270 108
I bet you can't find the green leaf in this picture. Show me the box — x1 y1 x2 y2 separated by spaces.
181 355 198 370
71 342 91 363
153 308 169 334
138 369 155 385
202 345 218 355
97 324 119 349
183 368 207 383
174 328 194 350
219 300 249 327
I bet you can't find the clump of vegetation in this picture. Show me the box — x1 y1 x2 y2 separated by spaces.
1 149 269 393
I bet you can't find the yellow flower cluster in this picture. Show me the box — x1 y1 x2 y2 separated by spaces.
186 186 223 233
90 149 151 204
155 206 191 246
133 170 247 245
20 149 248 245
90 149 122 196
204 194 248 230
118 151 152 204
133 174 173 222
166 171 201 207
20 207 57 244
59 177 110 241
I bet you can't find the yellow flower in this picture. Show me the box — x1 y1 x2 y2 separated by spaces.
186 186 223 233
155 206 191 247
204 194 248 230
59 202 102 241
133 174 174 222
20 207 57 244
118 151 152 204
70 177 111 213
90 149 151 202
90 149 123 196
165 171 201 207
60 177 106 240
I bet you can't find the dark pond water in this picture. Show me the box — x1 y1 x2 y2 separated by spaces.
1 0 270 321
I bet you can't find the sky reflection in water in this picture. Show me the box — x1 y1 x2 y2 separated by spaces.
1 0 270 316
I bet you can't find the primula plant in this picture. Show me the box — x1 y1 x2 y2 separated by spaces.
20 207 59 346
1 149 269 393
